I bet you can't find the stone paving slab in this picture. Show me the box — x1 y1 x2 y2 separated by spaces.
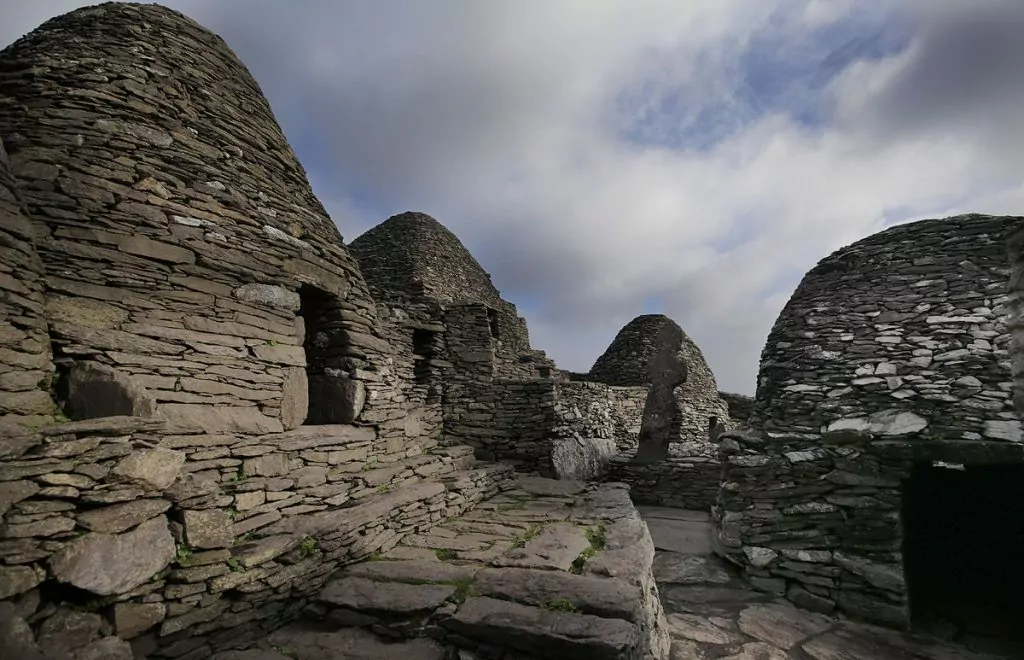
301 477 671 659
639 507 1012 660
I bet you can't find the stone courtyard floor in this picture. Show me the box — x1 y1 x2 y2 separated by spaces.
215 477 1012 660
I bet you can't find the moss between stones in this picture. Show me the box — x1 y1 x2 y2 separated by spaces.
510 524 541 549
570 521 607 574
542 598 580 613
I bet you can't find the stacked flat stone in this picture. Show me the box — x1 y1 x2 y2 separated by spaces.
752 214 1021 440
588 314 731 447
0 1 392 436
715 214 1024 630
719 391 753 427
0 137 54 431
1011 225 1024 414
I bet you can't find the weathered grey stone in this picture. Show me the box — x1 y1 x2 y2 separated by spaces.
243 453 290 477
0 480 39 516
551 436 616 481
736 603 833 650
665 612 744 645
50 516 175 595
492 523 590 571
232 284 301 311
320 576 454 614
443 596 641 660
280 366 308 430
473 567 642 621
110 447 185 491
267 625 446 660
76 498 171 533
74 636 135 660
182 509 233 549
113 602 166 638
0 565 44 599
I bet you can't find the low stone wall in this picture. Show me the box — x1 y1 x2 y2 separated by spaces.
0 416 514 658
719 391 754 427
607 454 721 510
712 428 1024 628
554 381 644 451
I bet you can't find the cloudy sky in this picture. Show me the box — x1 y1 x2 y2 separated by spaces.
3 1 1023 394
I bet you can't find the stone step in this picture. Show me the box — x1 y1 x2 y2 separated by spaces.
302 479 672 659
212 624 449 660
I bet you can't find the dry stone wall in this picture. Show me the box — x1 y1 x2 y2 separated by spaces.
719 391 754 427
0 1 399 437
588 315 731 446
0 137 54 431
606 455 721 510
0 416 513 659
752 214 1022 442
715 214 1024 629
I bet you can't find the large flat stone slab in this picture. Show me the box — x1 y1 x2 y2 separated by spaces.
267 624 446 660
514 476 588 497
319 577 454 615
645 517 714 555
444 596 641 660
637 506 711 523
474 567 642 622
492 523 590 571
344 559 479 584
737 603 834 650
653 553 731 586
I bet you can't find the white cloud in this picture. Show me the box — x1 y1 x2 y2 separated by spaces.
2 0 1022 395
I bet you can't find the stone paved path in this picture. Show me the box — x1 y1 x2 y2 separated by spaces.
639 506 1011 660
217 477 669 659
213 485 1014 660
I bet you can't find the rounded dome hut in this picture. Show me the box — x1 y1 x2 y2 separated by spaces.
716 214 1024 641
349 211 554 379
0 2 389 434
589 314 730 449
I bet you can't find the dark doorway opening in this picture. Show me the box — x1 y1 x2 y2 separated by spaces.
412 328 436 385
486 308 499 339
902 462 1024 654
298 284 352 424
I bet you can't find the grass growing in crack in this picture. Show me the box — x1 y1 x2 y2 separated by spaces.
570 522 607 574
445 577 478 605
227 557 244 573
175 543 192 564
435 548 459 561
496 494 532 511
300 536 319 557
273 646 298 659
510 524 541 549
369 551 383 561
542 598 580 613
375 483 391 493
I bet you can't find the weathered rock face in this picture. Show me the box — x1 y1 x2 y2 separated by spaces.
634 322 688 464
716 214 1024 631
752 214 1022 441
588 315 731 447
0 137 54 431
0 1 391 434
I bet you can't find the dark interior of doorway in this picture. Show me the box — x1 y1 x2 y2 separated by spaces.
902 462 1024 656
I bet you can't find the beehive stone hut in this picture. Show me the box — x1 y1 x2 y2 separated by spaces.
716 214 1024 637
0 0 401 435
588 314 730 448
349 211 555 381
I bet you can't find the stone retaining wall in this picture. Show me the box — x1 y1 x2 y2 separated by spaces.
607 454 721 510
0 416 514 658
1010 226 1024 415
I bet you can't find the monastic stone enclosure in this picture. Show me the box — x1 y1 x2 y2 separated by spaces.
715 214 1024 641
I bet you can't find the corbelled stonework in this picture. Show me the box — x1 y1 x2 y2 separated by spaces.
752 214 1021 442
715 213 1024 632
0 137 54 431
